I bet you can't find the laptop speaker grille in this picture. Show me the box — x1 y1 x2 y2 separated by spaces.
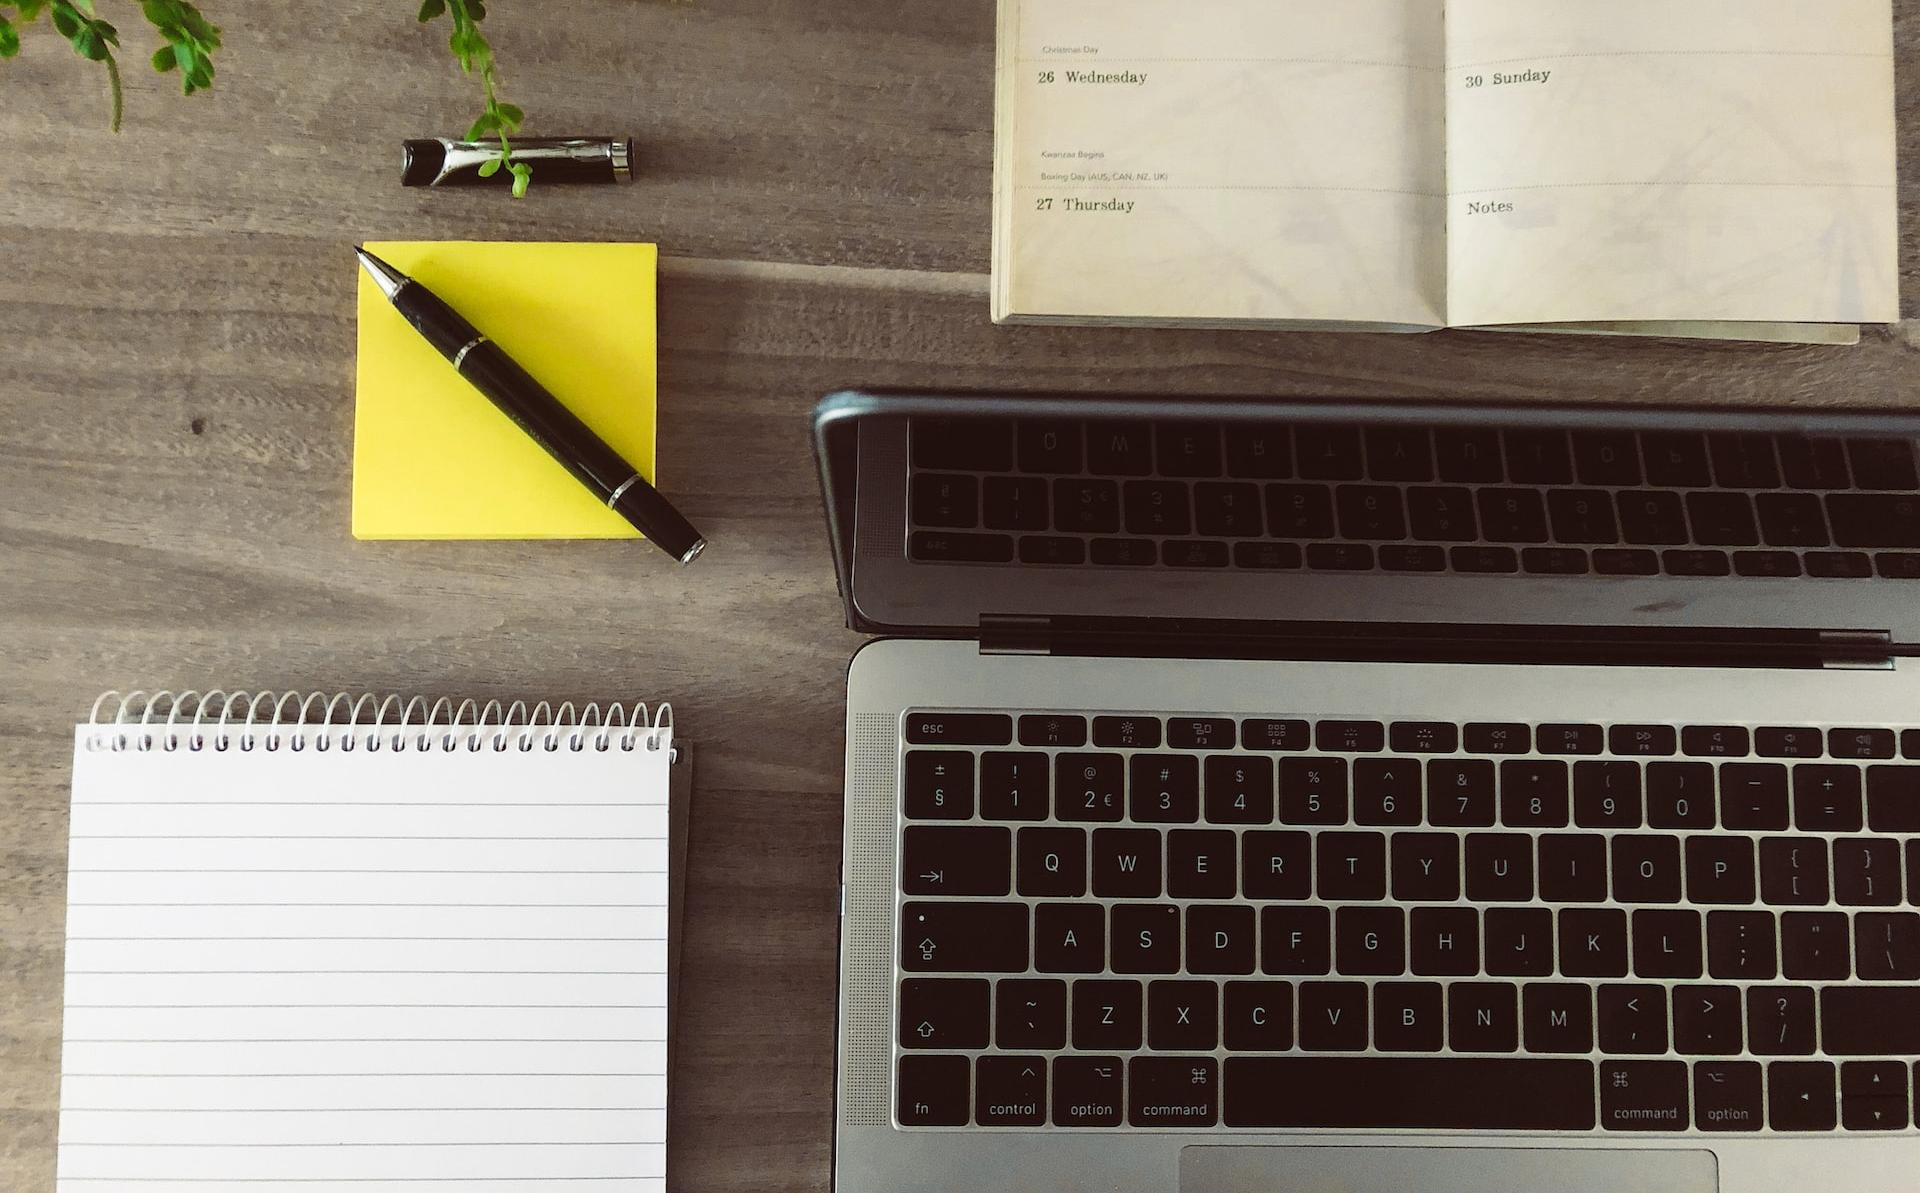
854 429 906 556
841 713 898 1126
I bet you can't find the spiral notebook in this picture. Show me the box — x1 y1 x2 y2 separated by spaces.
58 692 685 1193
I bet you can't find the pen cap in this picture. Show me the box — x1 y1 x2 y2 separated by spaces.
611 480 705 565
402 137 635 187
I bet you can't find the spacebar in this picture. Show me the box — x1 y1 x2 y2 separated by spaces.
1224 1058 1596 1130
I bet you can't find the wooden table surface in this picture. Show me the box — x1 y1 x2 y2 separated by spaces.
2 1 1917 1187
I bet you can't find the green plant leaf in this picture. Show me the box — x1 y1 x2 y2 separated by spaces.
477 157 501 177
150 43 175 70
0 19 19 58
416 0 445 21
50 5 78 37
495 102 523 127
509 162 531 199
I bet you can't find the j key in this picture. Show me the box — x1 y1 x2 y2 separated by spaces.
906 713 1010 746
1054 479 1120 533
1243 718 1310 751
1131 755 1200 823
1867 765 1920 831
1821 988 1920 1055
1242 831 1311 900
1647 763 1716 828
1017 826 1087 897
1168 830 1237 899
1854 912 1920 981
1224 1057 1596 1130
1714 435 1785 488
1608 724 1677 756
1536 724 1603 755
1484 908 1553 978
1318 832 1387 901
1390 721 1458 753
996 979 1068 1050
1448 983 1518 1052
1600 1061 1689 1132
1225 425 1292 479
1429 760 1497 826
1298 981 1370 1050
1155 423 1223 478
897 1054 969 1125
899 977 990 1049
1016 420 1082 473
1831 728 1896 760
912 473 978 528
1407 487 1478 540
1539 834 1609 902
913 418 1012 472
1769 1061 1838 1132
1465 723 1530 755
1169 718 1235 749
1618 491 1688 545
1391 833 1460 901
1523 983 1593 1053
974 1055 1046 1126
1778 436 1851 489
1573 761 1643 828
1834 838 1901 906
1374 982 1445 1052
1559 909 1629 978
1262 906 1332 975
902 902 1028 973
1612 835 1683 903
1266 484 1336 537
1748 986 1818 1056
1597 984 1669 1054
1686 492 1759 545
1086 421 1153 476
903 827 1010 896
1093 715 1161 749
1354 758 1422 825
1124 481 1191 536
1477 489 1549 542
1720 763 1789 830
1296 426 1364 481
1574 431 1644 486
904 751 974 819
1034 903 1104 973
1072 979 1143 1050
1223 981 1295 1050
1195 482 1263 536
1682 725 1748 757
1500 760 1569 827
1504 430 1574 484
1364 427 1435 481
1280 757 1349 824
1643 433 1713 487
1781 912 1850 980
1053 1056 1125 1127
1684 836 1755 904
982 476 1048 531
1757 494 1829 547
1111 904 1182 974
1840 1062 1911 1131
1632 909 1703 979
1847 438 1920 490
1410 907 1480 976
1707 910 1778 979
1336 486 1407 540
1187 905 1256 975
1128 1057 1217 1127
1200 756 1273 824
980 752 1050 821
1548 493 1620 545
1761 837 1831 905
1793 765 1863 832
1465 834 1534 902
1056 752 1124 822
1148 980 1218 1050
1828 494 1920 547
1092 828 1162 897
1695 1061 1765 1132
1336 906 1406 976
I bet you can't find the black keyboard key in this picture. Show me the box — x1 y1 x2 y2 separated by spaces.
1018 715 1085 747
1663 549 1732 576
1684 836 1755 904
1720 763 1789 829
980 751 1051 821
913 418 1012 472
1631 909 1703 978
1695 1061 1765 1132
1594 548 1661 575
1317 832 1387 901
1559 908 1629 978
1778 436 1851 490
1484 908 1553 977
1071 979 1142 1050
903 750 974 818
1111 903 1182 974
1223 981 1295 1050
1390 721 1457 754
1682 725 1749 757
1364 427 1434 482
1168 829 1237 899
1280 757 1349 824
1612 835 1683 903
1501 760 1570 827
1391 833 1459 901
1307 543 1375 571
982 476 1048 531
1354 759 1421 825
1756 493 1829 546
1643 432 1713 487
1148 980 1218 1050
1828 494 1920 547
1242 832 1311 900
1056 752 1125 822
902 902 1028 972
1879 552 1920 578
1706 910 1777 980
1648 762 1716 828
1296 426 1364 481
1374 981 1445 1052
1298 981 1370 1050
1092 715 1161 749
1686 492 1759 545
1450 546 1518 573
974 1055 1046 1126
1169 717 1235 750
1428 759 1496 827
1756 728 1823 759
1130 754 1200 823
1618 491 1689 545
1465 723 1530 755
1155 423 1222 478
1907 730 1920 760
1019 535 1086 565
1187 905 1256 975
1537 723 1603 755
998 983 1075 1045
1855 912 1920 981
1598 984 1669 1054
1749 986 1818 1055
1600 1060 1688 1131
1435 428 1504 484
1407 486 1478 541
1465 833 1534 902
899 977 990 1048
1380 546 1445 571
1709 433 1781 489
1867 765 1920 831
1262 906 1331 975
1476 489 1549 542
1822 988 1920 1055
1574 761 1643 828
1523 547 1590 575
1234 541 1303 570
1265 484 1335 538
1830 728 1896 760
1124 481 1191 536
1523 983 1594 1053
1448 983 1518 1051
1242 718 1310 751
1086 421 1153 476
1608 724 1677 757
1224 1057 1596 1130
1572 431 1643 485
1806 550 1873 578
1035 903 1104 973
1225 425 1293 480
903 826 1010 896
1335 906 1405 975
897 1054 970 1125
1052 1056 1125 1127
910 530 1015 563
1017 827 1086 897
1091 828 1161 897
1848 438 1920 490
1204 755 1274 824
912 473 978 528
1782 911 1849 980
1761 837 1831 906
1539 834 1609 902
1793 764 1862 831
1834 838 1901 906
1054 478 1120 533
1335 485 1407 540
1194 482 1263 536
1503 430 1574 484
1841 1062 1910 1131
1016 419 1082 473
1410 907 1479 976
1129 1057 1218 1127
1769 1061 1838 1131
1735 551 1802 577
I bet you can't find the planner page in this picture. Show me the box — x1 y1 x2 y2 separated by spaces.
994 0 1449 328
1444 0 1899 330
58 721 673 1193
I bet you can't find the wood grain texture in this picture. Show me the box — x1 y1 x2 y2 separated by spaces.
1 1 1917 1188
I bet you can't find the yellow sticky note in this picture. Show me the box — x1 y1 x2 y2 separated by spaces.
353 241 658 539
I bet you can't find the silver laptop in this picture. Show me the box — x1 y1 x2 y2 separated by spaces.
814 390 1920 1193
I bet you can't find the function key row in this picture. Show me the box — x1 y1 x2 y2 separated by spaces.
904 713 1919 760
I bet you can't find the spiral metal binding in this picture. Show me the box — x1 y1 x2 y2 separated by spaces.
83 691 673 756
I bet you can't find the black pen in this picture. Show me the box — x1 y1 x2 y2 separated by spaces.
354 246 705 564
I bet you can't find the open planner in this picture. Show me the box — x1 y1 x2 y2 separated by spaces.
58 692 681 1193
991 0 1900 341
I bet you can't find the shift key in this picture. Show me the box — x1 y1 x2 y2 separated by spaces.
902 901 1029 972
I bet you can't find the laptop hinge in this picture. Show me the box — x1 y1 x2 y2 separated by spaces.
980 615 1903 669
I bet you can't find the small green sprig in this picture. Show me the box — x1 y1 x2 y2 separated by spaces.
415 0 530 197
0 0 218 131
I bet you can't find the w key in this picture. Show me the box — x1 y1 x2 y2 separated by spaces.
902 826 1010 896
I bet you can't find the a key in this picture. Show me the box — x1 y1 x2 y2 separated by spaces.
1091 537 1158 567
1318 832 1387 901
1846 439 1920 490
1647 762 1716 828
1034 903 1104 973
902 826 1010 896
1335 906 1405 975
974 1055 1046 1126
1203 755 1274 823
1148 980 1218 1050
994 978 1067 1050
1128 1056 1217 1127
982 476 1048 531
1632 909 1703 979
1092 828 1161 897
1834 838 1901 906
901 902 1028 973
979 751 1050 821
896 1054 970 1125
1298 981 1370 1050
1684 836 1755 904
1383 546 1447 574
1573 761 1643 828
1169 718 1235 749
1643 433 1713 487
1448 983 1518 1052
1226 1057 1595 1129
1793 765 1863 832
1364 427 1435 481
1409 906 1479 976
1071 979 1143 1050
1130 754 1200 823
913 418 1013 472
1167 829 1237 899
1600 1060 1689 1132
1051 1056 1124 1127
1223 981 1294 1050
1501 760 1569 827
1316 719 1385 753
903 750 974 819
1056 752 1125 822
1612 835 1683 903
1261 906 1331 975
1663 549 1733 577
1682 725 1749 757
1538 834 1608 902
1756 494 1829 547
1855 912 1920 981
1504 430 1574 484
1390 721 1459 753
1866 765 1920 831
1484 908 1553 977
1685 492 1760 545
1086 421 1154 476
1830 728 1896 760
1111 904 1182 974
1536 723 1604 755
1747 986 1817 1055
1695 1061 1765 1132
1777 436 1851 490
1827 494 1920 547
1241 831 1311 900
1706 910 1778 979
1464 833 1534 902
1373 981 1445 1052
1522 983 1593 1054
1720 763 1789 830
909 530 1015 563
1559 908 1629 978
1186 905 1256 975
1769 1061 1838 1132
1761 837 1831 905
1310 543 1378 573
911 473 979 528
1155 423 1223 478
1822 988 1920 1055
1547 491 1618 544
1574 431 1643 485
1598 984 1669 1054
1672 984 1742 1055
1435 428 1504 483
1618 491 1689 544
1608 724 1678 756
1840 1062 1910 1131
1242 718 1310 751
1805 550 1873 578
1781 911 1849 980
899 978 990 1049
1390 833 1460 901
1407 487 1477 541
1016 826 1086 897
1428 759 1497 826
1016 419 1083 473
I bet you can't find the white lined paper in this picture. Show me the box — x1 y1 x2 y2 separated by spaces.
61 725 672 1193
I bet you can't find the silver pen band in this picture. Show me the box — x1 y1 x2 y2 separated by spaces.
451 335 489 369
605 474 643 508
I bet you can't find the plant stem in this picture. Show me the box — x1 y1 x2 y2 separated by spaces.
104 50 121 131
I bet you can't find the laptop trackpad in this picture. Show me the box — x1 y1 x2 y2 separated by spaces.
1180 1145 1717 1192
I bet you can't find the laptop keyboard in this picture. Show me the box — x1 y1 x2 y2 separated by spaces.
892 709 1920 1133
904 418 1920 580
